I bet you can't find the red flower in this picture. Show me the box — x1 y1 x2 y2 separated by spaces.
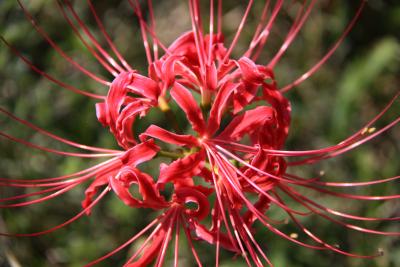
1 1 399 266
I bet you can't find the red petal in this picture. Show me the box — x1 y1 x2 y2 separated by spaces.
158 151 205 188
170 82 206 135
205 62 218 91
168 31 198 64
140 125 199 147
119 139 160 166
262 85 291 147
237 57 273 84
232 82 258 114
115 101 149 148
127 72 160 101
207 82 239 136
95 102 110 127
160 55 181 90
218 106 274 141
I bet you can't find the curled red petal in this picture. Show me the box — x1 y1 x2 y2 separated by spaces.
82 168 119 214
115 101 150 148
175 187 210 221
110 167 168 209
106 72 132 125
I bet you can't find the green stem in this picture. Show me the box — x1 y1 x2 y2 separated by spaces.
158 150 184 159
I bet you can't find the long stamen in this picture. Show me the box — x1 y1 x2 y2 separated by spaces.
181 213 203 267
227 209 253 267
290 117 400 166
206 146 327 251
155 208 179 267
123 223 164 266
0 36 105 99
205 148 241 251
0 186 110 237
210 147 309 217
229 207 265 267
235 211 273 267
0 130 120 158
208 0 215 65
212 154 326 250
215 206 221 267
251 0 284 61
17 0 111 86
281 0 367 93
147 0 159 60
0 160 118 189
244 0 271 58
217 0 222 35
295 183 400 201
84 216 162 266
222 0 254 64
0 181 81 208
281 185 400 224
285 172 400 188
0 157 118 184
0 108 121 153
124 0 173 59
0 184 73 203
214 144 316 187
268 0 317 68
273 189 383 259
129 0 154 65
62 0 125 73
86 0 133 71
173 213 180 267
63 3 122 73
56 0 120 76
189 0 207 76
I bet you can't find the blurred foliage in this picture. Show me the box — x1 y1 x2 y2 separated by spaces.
0 0 399 266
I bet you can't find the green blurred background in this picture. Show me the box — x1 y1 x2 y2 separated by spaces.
0 1 399 266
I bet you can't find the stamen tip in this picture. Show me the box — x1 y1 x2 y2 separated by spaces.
289 233 298 239
361 127 376 135
378 248 384 256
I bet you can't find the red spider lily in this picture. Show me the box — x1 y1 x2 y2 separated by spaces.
1 0 399 266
